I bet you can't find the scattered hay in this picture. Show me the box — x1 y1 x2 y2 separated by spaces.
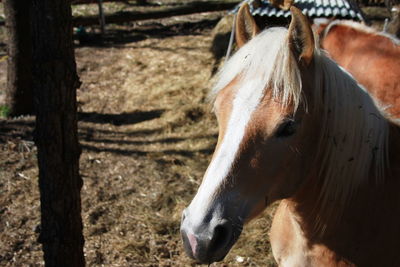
0 10 277 267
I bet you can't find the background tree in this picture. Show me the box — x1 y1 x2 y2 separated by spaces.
31 0 85 266
387 4 400 38
3 0 34 116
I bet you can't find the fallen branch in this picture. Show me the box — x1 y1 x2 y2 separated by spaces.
72 1 240 26
71 0 128 4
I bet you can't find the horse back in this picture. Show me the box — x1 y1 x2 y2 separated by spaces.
321 22 400 118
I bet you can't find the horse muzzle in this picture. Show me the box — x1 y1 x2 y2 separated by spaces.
180 208 241 264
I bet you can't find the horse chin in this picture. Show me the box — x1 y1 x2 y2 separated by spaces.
192 246 231 265
193 237 238 264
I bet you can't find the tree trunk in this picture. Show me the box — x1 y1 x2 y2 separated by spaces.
31 0 85 266
3 0 34 116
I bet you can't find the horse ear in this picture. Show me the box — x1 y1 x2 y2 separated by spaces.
288 6 314 65
236 3 260 48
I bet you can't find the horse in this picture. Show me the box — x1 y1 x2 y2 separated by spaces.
180 4 400 266
318 19 400 118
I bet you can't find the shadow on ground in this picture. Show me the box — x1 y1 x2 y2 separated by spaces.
78 109 165 125
74 18 220 47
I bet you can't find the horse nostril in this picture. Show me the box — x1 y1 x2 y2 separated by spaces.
209 222 232 252
181 209 187 222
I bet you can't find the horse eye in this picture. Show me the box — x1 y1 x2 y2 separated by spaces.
275 119 296 138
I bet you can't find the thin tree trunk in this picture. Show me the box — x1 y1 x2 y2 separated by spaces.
31 0 85 266
4 0 33 116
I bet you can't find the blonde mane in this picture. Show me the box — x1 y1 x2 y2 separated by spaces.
212 28 303 110
313 53 388 213
212 27 389 224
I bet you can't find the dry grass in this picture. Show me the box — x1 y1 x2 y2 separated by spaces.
0 12 277 267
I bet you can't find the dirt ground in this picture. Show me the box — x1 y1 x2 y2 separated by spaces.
0 2 391 266
0 8 277 267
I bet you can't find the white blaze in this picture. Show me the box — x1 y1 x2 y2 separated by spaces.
187 79 265 225
186 29 287 227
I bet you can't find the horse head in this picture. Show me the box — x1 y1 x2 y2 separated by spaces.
180 5 319 263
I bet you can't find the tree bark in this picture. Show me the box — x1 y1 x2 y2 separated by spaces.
31 0 85 266
4 0 34 116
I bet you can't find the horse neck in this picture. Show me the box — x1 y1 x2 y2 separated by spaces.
291 116 400 240
290 54 396 236
287 120 400 264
